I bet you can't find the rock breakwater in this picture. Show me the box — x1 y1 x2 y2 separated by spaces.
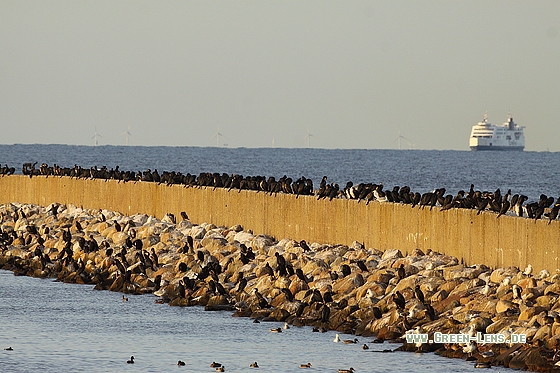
1 202 560 372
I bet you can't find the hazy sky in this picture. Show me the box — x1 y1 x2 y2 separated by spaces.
1 1 559 151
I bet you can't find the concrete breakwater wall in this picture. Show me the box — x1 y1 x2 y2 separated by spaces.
1 175 558 272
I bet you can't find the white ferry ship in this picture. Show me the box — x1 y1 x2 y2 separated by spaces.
469 113 525 151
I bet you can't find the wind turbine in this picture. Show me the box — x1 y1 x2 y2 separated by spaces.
211 126 226 147
120 125 132 146
91 127 102 146
393 129 412 150
304 129 313 148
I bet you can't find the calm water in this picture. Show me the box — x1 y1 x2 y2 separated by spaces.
0 270 517 373
0 144 556 372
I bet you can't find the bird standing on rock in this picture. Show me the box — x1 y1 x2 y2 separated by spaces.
396 264 405 281
414 285 425 303
299 240 311 252
357 260 368 272
393 291 406 310
253 289 270 309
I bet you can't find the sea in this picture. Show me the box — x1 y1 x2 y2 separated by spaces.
1 144 558 373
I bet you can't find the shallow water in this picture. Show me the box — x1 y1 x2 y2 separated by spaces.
0 270 518 373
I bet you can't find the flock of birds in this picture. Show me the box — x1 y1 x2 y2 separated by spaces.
1 162 558 222
121 344 355 371
120 327 362 371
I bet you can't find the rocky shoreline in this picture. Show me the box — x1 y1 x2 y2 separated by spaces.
2 202 560 372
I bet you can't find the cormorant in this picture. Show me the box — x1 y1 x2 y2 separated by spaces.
392 291 406 310
414 285 425 303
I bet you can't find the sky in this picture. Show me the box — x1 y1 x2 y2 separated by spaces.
1 1 559 151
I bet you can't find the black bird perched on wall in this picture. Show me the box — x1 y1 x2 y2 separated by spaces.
548 203 560 224
392 291 406 310
510 194 519 209
323 291 333 303
534 204 545 221
318 176 328 195
344 181 354 199
411 192 421 208
439 194 454 211
476 198 489 215
514 195 528 217
180 211 189 221
372 306 383 319
497 199 510 218
419 192 433 209
328 183 340 201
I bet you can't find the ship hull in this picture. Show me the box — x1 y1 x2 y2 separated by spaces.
470 145 524 151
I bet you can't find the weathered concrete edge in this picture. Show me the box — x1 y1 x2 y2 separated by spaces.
1 175 558 272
